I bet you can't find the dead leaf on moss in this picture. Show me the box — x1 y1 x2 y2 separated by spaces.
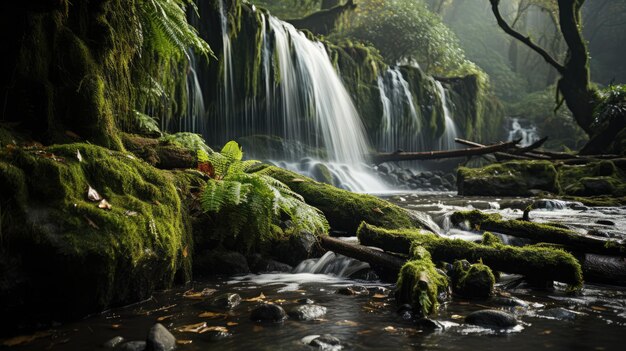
182 245 188 258
76 150 83 162
291 178 305 183
84 215 100 230
87 186 102 202
372 207 384 214
98 199 112 210
124 210 138 217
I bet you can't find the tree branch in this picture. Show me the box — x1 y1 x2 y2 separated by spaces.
489 0 565 74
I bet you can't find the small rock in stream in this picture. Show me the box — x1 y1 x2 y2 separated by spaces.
146 323 176 351
596 219 615 226
415 318 445 330
250 303 287 322
288 304 327 320
309 334 342 349
491 296 530 309
119 341 147 351
208 293 241 310
103 336 125 348
465 309 518 328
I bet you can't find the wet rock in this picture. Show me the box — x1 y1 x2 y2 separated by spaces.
397 304 414 320
248 254 293 273
596 219 615 226
208 293 241 310
491 297 529 309
298 298 315 305
377 164 389 174
443 173 456 185
146 323 176 351
587 229 611 238
581 177 615 195
274 230 320 266
465 309 518 328
310 334 341 348
430 176 443 186
540 307 579 321
336 285 369 296
103 336 125 348
415 317 445 330
288 304 327 320
457 161 559 196
194 250 250 276
368 286 390 295
311 163 333 185
420 171 433 179
119 341 147 351
250 303 287 322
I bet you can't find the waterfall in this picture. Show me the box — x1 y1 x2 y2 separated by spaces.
183 50 205 135
376 67 424 153
435 81 460 150
507 117 539 147
219 0 235 124
294 251 370 278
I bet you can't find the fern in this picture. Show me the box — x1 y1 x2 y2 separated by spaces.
199 141 329 253
138 0 213 59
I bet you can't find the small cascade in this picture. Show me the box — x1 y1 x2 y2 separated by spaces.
294 251 370 278
376 67 424 153
435 81 460 150
182 50 205 134
507 117 539 147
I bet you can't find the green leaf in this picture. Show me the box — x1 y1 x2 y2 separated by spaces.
221 141 243 161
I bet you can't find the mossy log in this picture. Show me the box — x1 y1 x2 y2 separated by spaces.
450 210 626 257
370 140 520 164
357 223 583 289
258 166 426 234
122 134 196 169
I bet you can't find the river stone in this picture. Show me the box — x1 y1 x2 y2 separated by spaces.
465 309 518 328
146 323 176 351
250 303 287 322
596 219 616 226
336 285 369 296
103 336 125 348
377 164 389 174
415 317 445 330
209 293 241 310
540 307 579 321
310 334 341 348
288 304 327 320
430 176 443 186
119 341 147 351
298 298 315 305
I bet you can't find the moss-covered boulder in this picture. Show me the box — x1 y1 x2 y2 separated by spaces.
449 260 495 298
457 160 560 196
258 166 426 234
558 161 626 197
0 143 191 332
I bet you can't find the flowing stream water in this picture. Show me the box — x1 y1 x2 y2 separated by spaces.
9 194 626 351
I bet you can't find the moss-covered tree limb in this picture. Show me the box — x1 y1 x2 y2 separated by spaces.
450 210 626 257
122 134 196 169
256 166 427 234
357 222 583 289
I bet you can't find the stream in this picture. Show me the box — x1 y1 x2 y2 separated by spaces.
4 193 626 351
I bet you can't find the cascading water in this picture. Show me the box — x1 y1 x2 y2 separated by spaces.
218 0 235 124
376 67 424 153
182 50 205 135
435 81 460 151
507 117 539 147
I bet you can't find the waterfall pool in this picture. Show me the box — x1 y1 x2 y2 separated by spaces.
5 194 626 351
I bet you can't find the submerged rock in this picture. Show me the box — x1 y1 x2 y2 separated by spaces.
119 341 147 351
415 317 445 330
309 334 342 348
103 336 125 348
250 303 287 322
539 307 580 321
288 304 327 320
465 309 518 328
336 285 369 296
146 323 176 351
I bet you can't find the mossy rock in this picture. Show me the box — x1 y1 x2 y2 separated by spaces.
558 161 626 197
0 143 191 331
450 260 495 298
258 166 425 234
457 160 560 196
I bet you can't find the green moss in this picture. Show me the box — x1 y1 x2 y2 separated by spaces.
481 232 502 246
457 160 560 196
358 222 583 290
0 143 190 323
558 161 626 196
396 247 448 316
450 260 495 298
259 166 425 234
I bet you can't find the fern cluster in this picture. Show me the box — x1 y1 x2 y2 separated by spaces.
198 141 329 252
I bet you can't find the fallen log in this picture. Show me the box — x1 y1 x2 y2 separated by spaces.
370 140 520 164
122 134 196 169
319 236 405 277
357 222 583 288
450 210 626 257
455 138 550 160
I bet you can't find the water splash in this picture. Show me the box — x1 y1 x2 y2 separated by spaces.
435 81 460 150
294 251 370 277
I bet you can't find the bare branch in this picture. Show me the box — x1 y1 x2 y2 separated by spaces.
489 0 565 74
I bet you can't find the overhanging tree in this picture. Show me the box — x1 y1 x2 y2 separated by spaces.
489 0 598 135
